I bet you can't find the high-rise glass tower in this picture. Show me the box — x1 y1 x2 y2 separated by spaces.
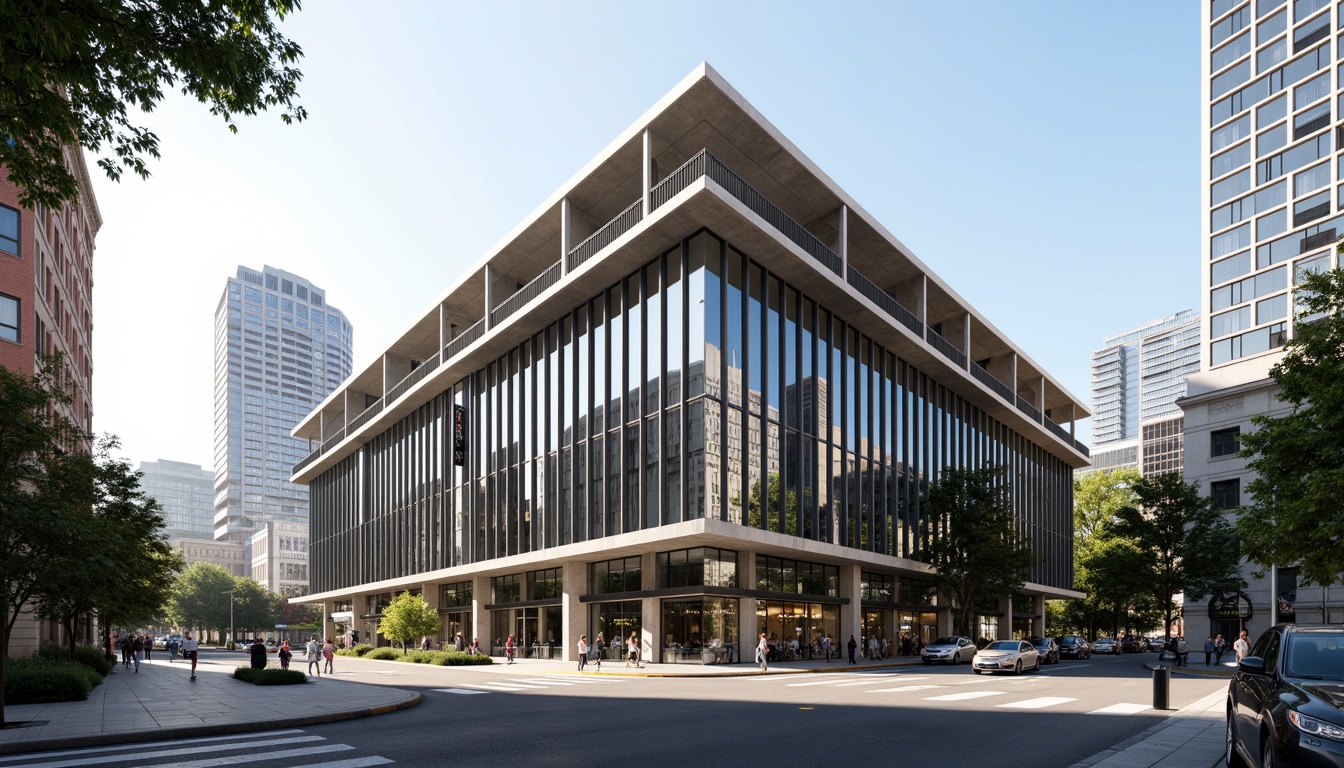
1088 310 1199 476
138 459 215 540
213 266 353 566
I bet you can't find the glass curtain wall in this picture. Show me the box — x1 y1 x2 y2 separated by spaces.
309 229 1074 594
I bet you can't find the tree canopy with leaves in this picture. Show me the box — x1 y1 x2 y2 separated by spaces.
1112 472 1242 636
919 466 1035 637
0 0 307 209
165 562 234 640
377 591 440 654
1238 266 1344 587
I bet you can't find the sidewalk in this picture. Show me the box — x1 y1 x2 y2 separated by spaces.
0 650 1232 766
0 651 421 756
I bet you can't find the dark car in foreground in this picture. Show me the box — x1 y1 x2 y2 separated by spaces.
1029 636 1060 665
1056 635 1091 660
1226 624 1344 768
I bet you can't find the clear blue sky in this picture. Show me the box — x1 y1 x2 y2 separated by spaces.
90 0 1202 466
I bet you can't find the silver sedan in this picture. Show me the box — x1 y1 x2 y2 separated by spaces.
972 639 1041 675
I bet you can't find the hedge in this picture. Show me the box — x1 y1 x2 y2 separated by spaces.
232 667 308 685
37 644 113 678
364 647 400 661
335 643 374 658
359 648 492 666
4 656 94 703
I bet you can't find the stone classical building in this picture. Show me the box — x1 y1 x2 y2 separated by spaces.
291 65 1089 660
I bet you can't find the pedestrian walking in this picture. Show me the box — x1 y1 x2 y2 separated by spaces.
306 636 322 677
847 634 858 664
323 638 335 674
627 631 639 667
505 635 516 664
1204 636 1216 666
143 635 152 661
1214 634 1226 664
612 634 623 662
471 638 480 655
420 635 431 652
182 632 200 681
1176 635 1189 667
1233 630 1250 662
577 634 589 671
249 637 268 670
165 635 176 663
593 633 604 671
278 640 292 670
120 632 131 668
453 632 465 652
822 634 832 662
757 632 769 672
106 631 116 663
131 633 143 673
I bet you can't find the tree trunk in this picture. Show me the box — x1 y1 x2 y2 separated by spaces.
1 599 8 726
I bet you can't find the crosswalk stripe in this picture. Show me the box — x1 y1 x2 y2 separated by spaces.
867 685 941 693
786 679 854 687
433 688 489 694
924 690 1006 701
833 676 924 686
291 757 393 768
459 683 532 691
516 678 576 686
996 697 1077 709
0 732 309 763
477 681 547 689
148 744 353 768
1088 703 1149 715
8 737 325 768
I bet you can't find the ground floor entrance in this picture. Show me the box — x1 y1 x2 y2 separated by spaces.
490 605 563 658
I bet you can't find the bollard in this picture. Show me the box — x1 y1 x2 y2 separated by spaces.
1152 665 1171 710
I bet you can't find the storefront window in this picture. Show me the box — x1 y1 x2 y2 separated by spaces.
657 547 738 588
757 556 838 596
493 574 521 603
590 557 642 594
898 577 937 606
861 572 894 602
491 605 562 658
589 600 641 660
440 581 472 608
527 567 562 599
977 615 1000 644
755 600 838 660
661 597 738 663
897 611 938 653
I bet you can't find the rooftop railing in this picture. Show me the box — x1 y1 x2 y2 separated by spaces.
969 360 1016 403
443 317 485 361
650 151 707 210
925 327 968 369
567 199 643 273
386 354 443 406
293 446 323 475
846 266 923 337
347 399 384 435
1074 439 1091 457
1016 395 1042 423
1043 415 1072 445
491 260 563 328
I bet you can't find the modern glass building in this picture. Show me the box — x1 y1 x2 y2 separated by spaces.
214 265 353 595
1086 310 1199 477
291 65 1090 661
1182 0 1344 641
138 458 215 540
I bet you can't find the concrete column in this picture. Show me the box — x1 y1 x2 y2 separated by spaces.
484 264 494 330
640 553 658 664
562 560 587 662
937 608 953 638
1010 353 1019 400
1070 404 1076 439
438 304 448 361
1037 376 1046 414
739 551 759 660
1033 595 1046 638
963 312 971 355
838 204 848 269
918 275 928 325
470 575 490 651
1000 595 1013 640
839 564 863 653
642 128 653 216
561 198 572 274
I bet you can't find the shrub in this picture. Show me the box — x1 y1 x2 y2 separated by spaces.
4 657 93 703
232 667 308 685
37 644 113 678
432 651 493 666
352 644 374 657
364 647 400 661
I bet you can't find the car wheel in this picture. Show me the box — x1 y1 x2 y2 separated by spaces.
1225 714 1248 768
1014 660 1023 675
1261 731 1277 768
1033 657 1041 672
973 669 982 675
952 653 961 665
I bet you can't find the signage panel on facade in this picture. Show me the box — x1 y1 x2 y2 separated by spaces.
1208 591 1253 621
453 405 466 466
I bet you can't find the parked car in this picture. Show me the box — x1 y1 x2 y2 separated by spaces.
921 636 977 665
1056 635 1091 660
972 639 1041 675
1029 636 1060 664
1093 637 1119 655
1120 636 1144 653
1146 637 1165 652
1225 624 1344 767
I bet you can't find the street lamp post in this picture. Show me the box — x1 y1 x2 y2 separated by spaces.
223 589 238 649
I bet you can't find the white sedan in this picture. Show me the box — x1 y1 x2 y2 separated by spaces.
972 639 1041 675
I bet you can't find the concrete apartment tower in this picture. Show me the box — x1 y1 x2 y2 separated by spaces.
0 144 101 654
1185 0 1343 642
1087 310 1199 477
213 266 352 596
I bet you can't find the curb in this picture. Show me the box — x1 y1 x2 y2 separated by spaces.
552 659 927 678
0 689 423 757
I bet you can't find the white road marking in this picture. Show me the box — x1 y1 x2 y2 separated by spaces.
867 685 942 693
0 732 309 763
292 758 394 768
516 678 576 686
6 737 326 768
433 688 489 694
924 690 1007 701
1088 703 1150 715
459 682 534 691
149 744 354 768
996 696 1077 709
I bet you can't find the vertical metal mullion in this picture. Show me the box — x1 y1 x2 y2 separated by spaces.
679 239 689 526
718 239 729 524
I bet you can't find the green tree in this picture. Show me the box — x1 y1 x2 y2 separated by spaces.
0 0 307 209
919 466 1035 637
0 355 85 725
377 592 440 655
35 436 182 658
1112 472 1242 638
1238 266 1344 587
166 562 234 641
1059 469 1141 639
230 577 273 639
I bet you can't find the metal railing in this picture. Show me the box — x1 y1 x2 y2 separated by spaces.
1043 416 1072 444
969 361 1016 403
490 260 563 328
650 151 707 210
386 354 443 406
443 318 486 361
925 328 968 368
1074 439 1091 457
846 266 923 337
293 447 323 475
346 399 384 435
320 426 346 454
567 199 643 272
1016 395 1042 423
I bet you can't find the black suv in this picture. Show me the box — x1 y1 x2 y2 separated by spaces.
1226 624 1344 767
1056 635 1091 660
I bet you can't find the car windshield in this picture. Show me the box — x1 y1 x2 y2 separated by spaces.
931 637 961 646
1030 638 1049 647
986 641 1019 651
1285 633 1344 680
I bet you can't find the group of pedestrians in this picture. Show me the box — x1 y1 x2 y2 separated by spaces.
304 636 335 677
1203 634 1228 665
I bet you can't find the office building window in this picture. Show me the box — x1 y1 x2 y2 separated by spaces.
1211 426 1242 457
1211 478 1241 509
0 293 18 342
0 205 17 257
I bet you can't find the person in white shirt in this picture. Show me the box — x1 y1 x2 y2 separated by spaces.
182 633 200 680
306 636 322 677
1233 630 1251 662
577 635 589 671
757 632 769 672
